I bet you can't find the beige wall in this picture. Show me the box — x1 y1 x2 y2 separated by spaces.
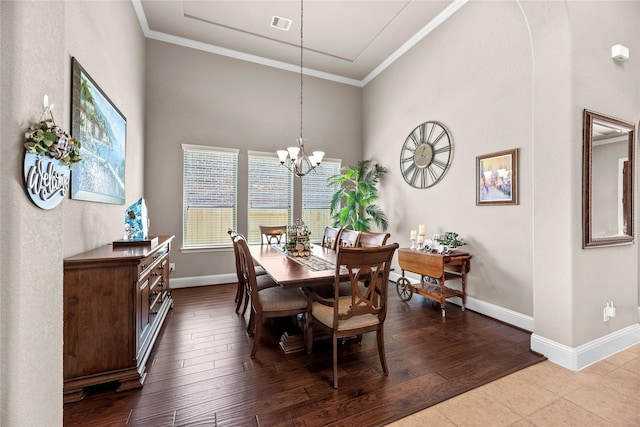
365 0 640 350
364 1 534 315
0 1 145 424
143 39 363 279
568 0 640 346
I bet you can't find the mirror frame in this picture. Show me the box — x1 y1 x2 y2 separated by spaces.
583 109 635 248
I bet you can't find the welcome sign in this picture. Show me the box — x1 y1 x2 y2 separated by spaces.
23 152 70 209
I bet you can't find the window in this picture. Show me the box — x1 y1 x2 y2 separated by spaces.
182 144 238 248
247 151 293 243
302 158 341 240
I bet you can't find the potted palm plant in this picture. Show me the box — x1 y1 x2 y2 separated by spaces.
329 160 388 232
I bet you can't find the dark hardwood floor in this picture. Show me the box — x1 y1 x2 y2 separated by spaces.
64 283 545 427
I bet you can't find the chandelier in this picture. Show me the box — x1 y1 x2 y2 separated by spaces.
277 0 324 177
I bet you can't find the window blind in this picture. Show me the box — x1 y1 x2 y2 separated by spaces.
247 151 293 243
302 158 341 240
182 145 238 247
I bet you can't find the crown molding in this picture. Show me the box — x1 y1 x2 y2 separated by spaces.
131 0 468 87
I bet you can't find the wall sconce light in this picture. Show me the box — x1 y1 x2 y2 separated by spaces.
612 44 629 62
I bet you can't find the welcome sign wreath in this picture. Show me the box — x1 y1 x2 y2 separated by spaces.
23 95 82 209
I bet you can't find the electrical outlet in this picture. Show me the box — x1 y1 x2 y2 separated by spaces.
169 263 175 272
603 301 616 322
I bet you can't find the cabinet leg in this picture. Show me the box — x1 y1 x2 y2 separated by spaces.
117 375 145 393
63 387 87 404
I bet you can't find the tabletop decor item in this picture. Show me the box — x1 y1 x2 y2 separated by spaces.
434 232 466 254
286 219 311 257
113 198 156 247
23 95 81 209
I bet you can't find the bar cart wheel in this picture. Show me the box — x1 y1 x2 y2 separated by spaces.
396 277 413 301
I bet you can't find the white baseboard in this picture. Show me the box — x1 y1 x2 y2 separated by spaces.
531 323 640 371
170 273 236 289
388 271 534 331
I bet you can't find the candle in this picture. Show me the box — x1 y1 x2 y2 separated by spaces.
418 224 425 235
410 230 417 240
417 235 424 244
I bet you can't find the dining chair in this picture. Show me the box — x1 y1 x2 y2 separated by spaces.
349 231 392 295
259 225 287 245
234 234 311 358
228 228 274 315
337 229 360 248
228 228 244 308
358 231 390 247
306 243 399 388
355 232 391 290
321 226 341 250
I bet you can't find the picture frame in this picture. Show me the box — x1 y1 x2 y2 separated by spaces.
70 57 127 204
476 148 518 205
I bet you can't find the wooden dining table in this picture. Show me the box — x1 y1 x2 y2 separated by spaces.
248 243 346 288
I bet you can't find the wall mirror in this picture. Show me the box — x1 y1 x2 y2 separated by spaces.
583 109 635 248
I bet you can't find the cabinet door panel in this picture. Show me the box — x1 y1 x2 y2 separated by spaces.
64 265 136 379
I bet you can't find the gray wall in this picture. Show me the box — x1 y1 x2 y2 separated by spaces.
144 40 363 279
0 1 145 424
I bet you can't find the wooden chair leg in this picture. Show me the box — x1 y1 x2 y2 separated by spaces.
377 328 388 375
234 281 241 302
305 317 313 354
247 310 255 336
235 285 244 313
251 315 263 359
241 290 250 315
332 334 338 389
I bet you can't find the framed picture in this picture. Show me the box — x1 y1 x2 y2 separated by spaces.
70 57 126 204
476 148 518 205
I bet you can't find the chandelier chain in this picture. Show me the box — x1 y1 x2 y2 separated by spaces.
300 0 304 140
276 0 324 177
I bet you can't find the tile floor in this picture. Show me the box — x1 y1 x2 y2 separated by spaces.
389 344 640 426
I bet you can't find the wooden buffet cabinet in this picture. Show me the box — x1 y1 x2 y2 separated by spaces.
63 235 174 403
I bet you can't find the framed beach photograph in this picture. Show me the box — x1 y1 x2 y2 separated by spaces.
477 148 518 205
70 57 127 204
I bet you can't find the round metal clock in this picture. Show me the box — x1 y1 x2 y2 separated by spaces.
400 121 453 188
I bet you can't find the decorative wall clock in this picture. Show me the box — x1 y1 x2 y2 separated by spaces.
400 121 453 188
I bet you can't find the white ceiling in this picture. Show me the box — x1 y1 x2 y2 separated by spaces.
134 0 466 86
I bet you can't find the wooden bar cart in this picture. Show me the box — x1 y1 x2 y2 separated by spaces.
396 248 472 317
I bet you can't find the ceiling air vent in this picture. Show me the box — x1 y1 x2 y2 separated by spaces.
271 16 292 31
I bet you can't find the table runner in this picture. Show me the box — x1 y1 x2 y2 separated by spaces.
271 245 335 271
